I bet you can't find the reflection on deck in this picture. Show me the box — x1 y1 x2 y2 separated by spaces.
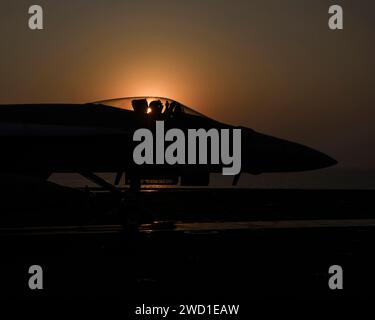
2 219 375 237
0 188 374 298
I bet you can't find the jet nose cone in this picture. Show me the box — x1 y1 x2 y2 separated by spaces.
290 143 337 171
304 147 337 169
242 130 337 173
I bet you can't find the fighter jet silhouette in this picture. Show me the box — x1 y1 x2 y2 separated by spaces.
0 97 337 191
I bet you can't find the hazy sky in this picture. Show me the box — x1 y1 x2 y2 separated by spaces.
1 0 374 169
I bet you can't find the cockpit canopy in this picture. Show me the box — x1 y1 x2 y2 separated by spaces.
93 97 207 118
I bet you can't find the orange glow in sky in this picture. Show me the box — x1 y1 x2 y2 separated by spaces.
1 1 375 167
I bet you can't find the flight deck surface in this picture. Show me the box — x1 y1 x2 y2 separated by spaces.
0 188 374 299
